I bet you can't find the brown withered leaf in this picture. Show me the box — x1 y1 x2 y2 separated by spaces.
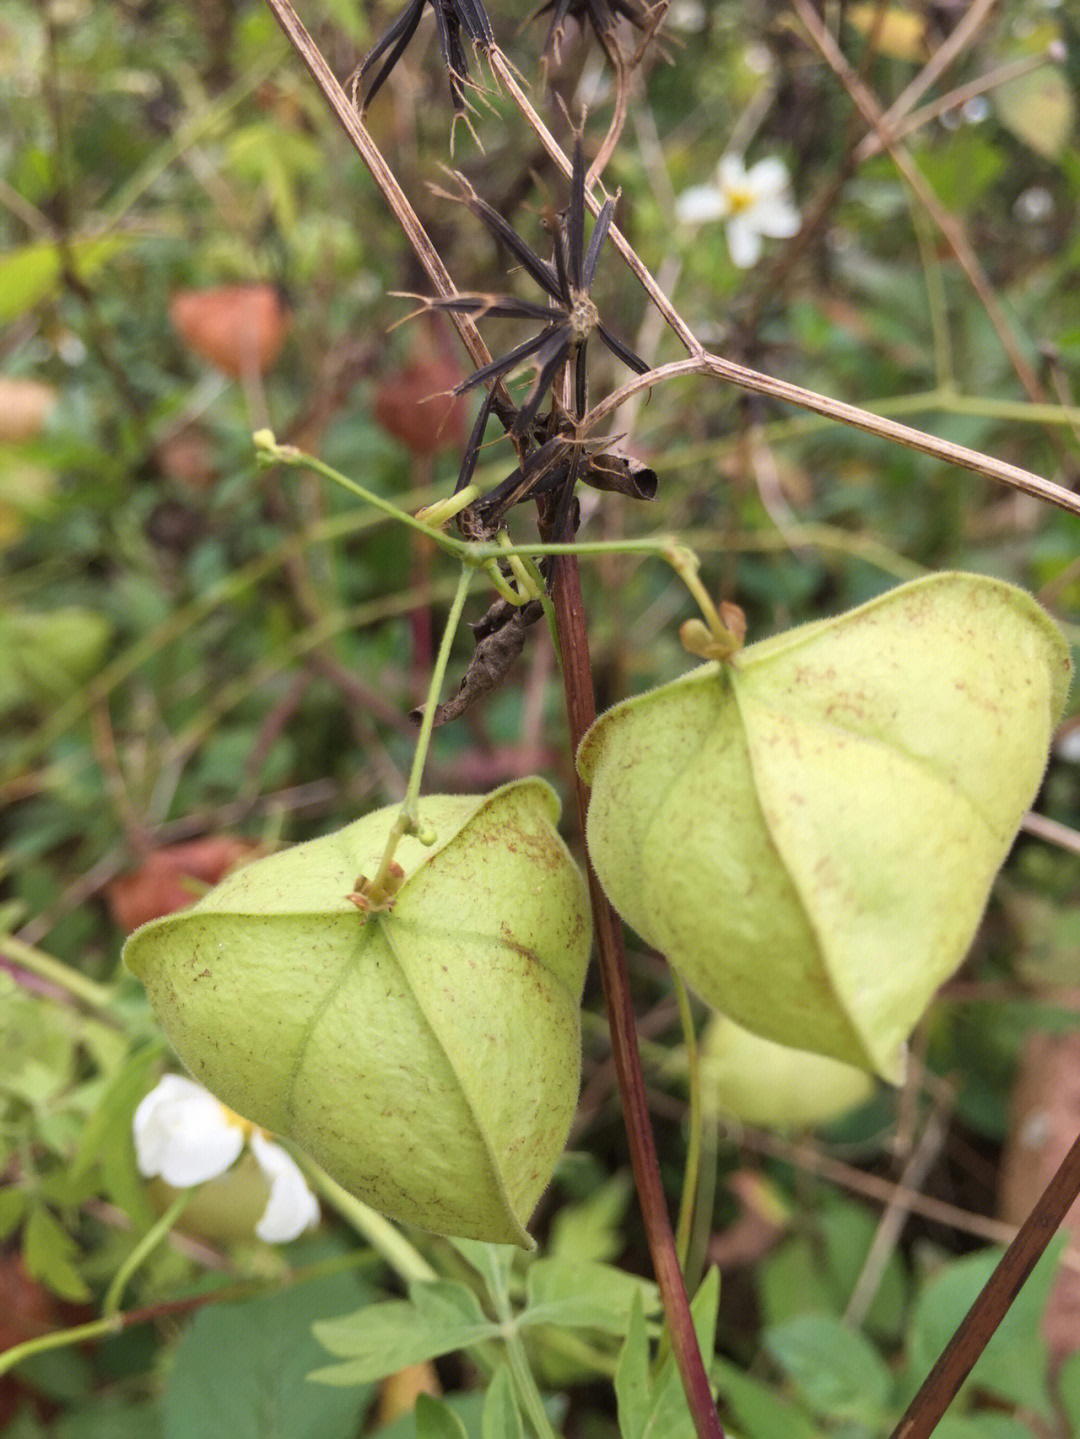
410 600 544 728
107 836 259 933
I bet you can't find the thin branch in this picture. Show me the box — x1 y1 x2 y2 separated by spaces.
548 548 724 1439
492 39 1078 513
880 0 998 131
261 0 517 429
791 0 1064 444
1020 811 1080 856
889 1129 1080 1439
586 51 631 189
738 1128 1055 1255
583 356 1080 518
855 50 1064 164
845 1105 949 1327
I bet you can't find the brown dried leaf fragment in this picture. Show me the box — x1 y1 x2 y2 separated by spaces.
411 599 544 727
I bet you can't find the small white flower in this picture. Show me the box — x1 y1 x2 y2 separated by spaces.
133 1074 319 1243
667 0 706 32
962 96 990 125
1015 186 1054 223
676 154 801 268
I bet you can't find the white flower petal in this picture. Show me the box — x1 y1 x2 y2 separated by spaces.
249 1132 320 1242
133 1074 244 1187
725 215 764 268
744 156 791 200
748 194 801 239
716 154 749 192
676 184 729 225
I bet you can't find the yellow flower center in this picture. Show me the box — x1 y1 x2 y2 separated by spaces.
726 185 754 215
218 1103 256 1138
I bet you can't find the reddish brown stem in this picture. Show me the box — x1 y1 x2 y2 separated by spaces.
548 550 724 1439
890 1128 1080 1438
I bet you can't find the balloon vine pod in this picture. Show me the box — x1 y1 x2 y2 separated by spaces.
578 573 1072 1080
124 779 590 1248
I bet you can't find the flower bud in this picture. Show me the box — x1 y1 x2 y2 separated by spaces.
578 574 1071 1080
124 780 590 1247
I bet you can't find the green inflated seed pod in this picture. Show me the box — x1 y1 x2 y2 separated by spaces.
124 780 591 1248
578 573 1071 1080
701 1014 875 1130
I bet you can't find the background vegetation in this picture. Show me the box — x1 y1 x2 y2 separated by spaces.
3 0 1080 1434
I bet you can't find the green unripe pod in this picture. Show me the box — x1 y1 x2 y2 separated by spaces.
701 1015 875 1130
124 780 591 1248
578 574 1071 1080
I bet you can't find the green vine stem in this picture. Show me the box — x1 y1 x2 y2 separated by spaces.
484 1255 563 1439
0 1314 126 1382
358 562 473 908
1 934 118 1014
252 437 744 644
102 1188 195 1316
672 971 703 1277
0 1253 381 1383
297 1156 437 1285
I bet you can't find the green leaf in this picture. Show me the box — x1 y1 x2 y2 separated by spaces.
905 1238 1066 1422
378 1394 486 1439
933 1416 1041 1439
764 1313 891 1426
758 1231 835 1328
23 1203 91 1301
0 1185 28 1238
415 1395 470 1439
521 1259 659 1334
0 236 130 325
547 1172 632 1265
70 1044 160 1227
447 1238 513 1303
995 66 1075 160
916 128 1006 213
760 1198 907 1341
54 1396 162 1439
1 1413 49 1439
162 1271 372 1439
481 1366 524 1439
712 1356 826 1439
13 1344 91 1405
1059 1351 1080 1436
312 1281 501 1386
613 1290 651 1439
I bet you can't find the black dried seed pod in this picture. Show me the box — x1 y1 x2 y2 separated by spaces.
351 0 495 123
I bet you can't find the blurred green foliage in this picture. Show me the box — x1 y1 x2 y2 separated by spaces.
3 0 1080 1433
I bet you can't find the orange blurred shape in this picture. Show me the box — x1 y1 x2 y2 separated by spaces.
168 284 290 378
373 357 469 458
0 1253 89 1426
375 1362 441 1428
107 836 259 932
156 424 217 492
0 377 57 443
